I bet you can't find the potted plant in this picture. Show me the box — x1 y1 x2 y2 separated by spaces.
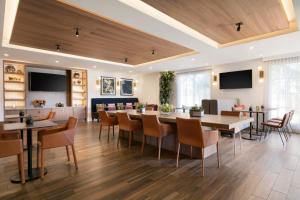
160 103 173 115
189 105 204 117
136 103 146 113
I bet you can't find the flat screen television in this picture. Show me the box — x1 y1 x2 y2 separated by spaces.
219 69 252 89
28 72 67 91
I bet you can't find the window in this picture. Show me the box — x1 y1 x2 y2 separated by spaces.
266 57 300 132
176 70 211 107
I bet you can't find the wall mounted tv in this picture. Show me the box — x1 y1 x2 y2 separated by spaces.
28 72 67 91
219 69 252 89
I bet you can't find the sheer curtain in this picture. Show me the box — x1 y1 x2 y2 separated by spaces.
265 57 300 132
175 70 211 107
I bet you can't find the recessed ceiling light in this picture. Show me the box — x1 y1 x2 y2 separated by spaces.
149 66 153 70
249 46 255 50
3 53 9 57
93 65 96 68
191 58 196 61
205 62 209 65
259 54 263 57
55 60 59 63
75 27 80 37
129 70 132 73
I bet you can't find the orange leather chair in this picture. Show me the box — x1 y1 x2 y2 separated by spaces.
176 117 220 176
141 114 175 160
116 112 142 149
220 111 242 155
99 111 118 142
35 111 56 121
37 117 78 177
0 129 25 184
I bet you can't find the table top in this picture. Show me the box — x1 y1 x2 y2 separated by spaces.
5 114 29 119
108 110 253 130
240 108 278 113
3 120 58 131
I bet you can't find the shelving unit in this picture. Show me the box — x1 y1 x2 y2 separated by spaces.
3 61 26 108
71 69 88 107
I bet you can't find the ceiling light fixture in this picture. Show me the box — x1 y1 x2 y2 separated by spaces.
152 50 155 55
56 44 61 52
249 46 255 50
191 58 196 61
75 27 79 37
55 60 59 63
235 22 243 32
125 58 128 63
3 53 9 57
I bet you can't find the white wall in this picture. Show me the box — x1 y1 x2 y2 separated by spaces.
25 67 67 107
87 69 141 120
211 59 265 109
137 73 160 105
0 59 3 122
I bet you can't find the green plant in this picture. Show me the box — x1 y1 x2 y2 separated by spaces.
190 104 204 112
159 71 175 104
137 103 145 109
160 103 173 113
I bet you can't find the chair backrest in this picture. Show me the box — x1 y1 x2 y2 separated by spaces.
221 110 240 117
116 112 131 130
47 112 56 120
289 110 295 123
176 117 204 147
66 117 78 130
141 114 160 137
279 113 289 128
99 111 110 124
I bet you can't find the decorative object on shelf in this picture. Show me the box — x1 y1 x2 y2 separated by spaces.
73 72 80 78
117 103 125 110
32 99 46 108
256 106 260 111
189 105 204 117
17 70 23 74
5 65 16 73
77 80 82 85
136 103 146 113
8 76 21 81
159 71 175 104
160 103 173 115
56 102 64 107
261 105 265 110
249 106 253 112
120 79 133 96
101 76 116 95
19 111 25 117
25 116 34 126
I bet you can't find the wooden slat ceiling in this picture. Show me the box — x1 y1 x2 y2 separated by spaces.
10 0 194 65
142 0 292 45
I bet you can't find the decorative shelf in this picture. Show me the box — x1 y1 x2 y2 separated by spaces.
4 81 25 84
5 98 25 101
5 90 25 92
4 72 24 76
72 91 85 93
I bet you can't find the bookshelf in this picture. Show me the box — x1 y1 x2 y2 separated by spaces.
3 61 26 108
71 70 87 107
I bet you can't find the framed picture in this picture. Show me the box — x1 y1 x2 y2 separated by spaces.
101 76 116 95
120 78 133 96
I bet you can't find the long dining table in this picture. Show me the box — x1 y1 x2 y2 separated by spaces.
108 110 254 158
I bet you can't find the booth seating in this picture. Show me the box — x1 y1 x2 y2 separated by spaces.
91 98 139 121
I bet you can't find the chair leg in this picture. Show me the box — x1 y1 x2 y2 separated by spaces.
66 145 70 161
41 148 44 178
216 142 220 168
113 125 115 137
141 135 145 155
190 146 193 159
107 125 110 142
71 145 78 170
128 131 132 149
201 148 205 177
99 124 102 140
176 143 180 168
233 133 236 156
18 153 25 184
117 130 121 148
158 137 162 160
37 143 40 168
277 129 285 147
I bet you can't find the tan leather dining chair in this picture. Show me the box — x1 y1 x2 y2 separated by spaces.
176 117 219 176
36 111 56 121
99 111 118 142
0 129 25 184
116 112 142 149
141 114 175 160
220 111 242 155
37 117 78 177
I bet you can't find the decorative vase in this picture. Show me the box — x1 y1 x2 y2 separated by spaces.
26 116 34 126
137 107 145 113
19 111 25 117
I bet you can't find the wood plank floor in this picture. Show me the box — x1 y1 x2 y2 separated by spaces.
0 122 300 200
